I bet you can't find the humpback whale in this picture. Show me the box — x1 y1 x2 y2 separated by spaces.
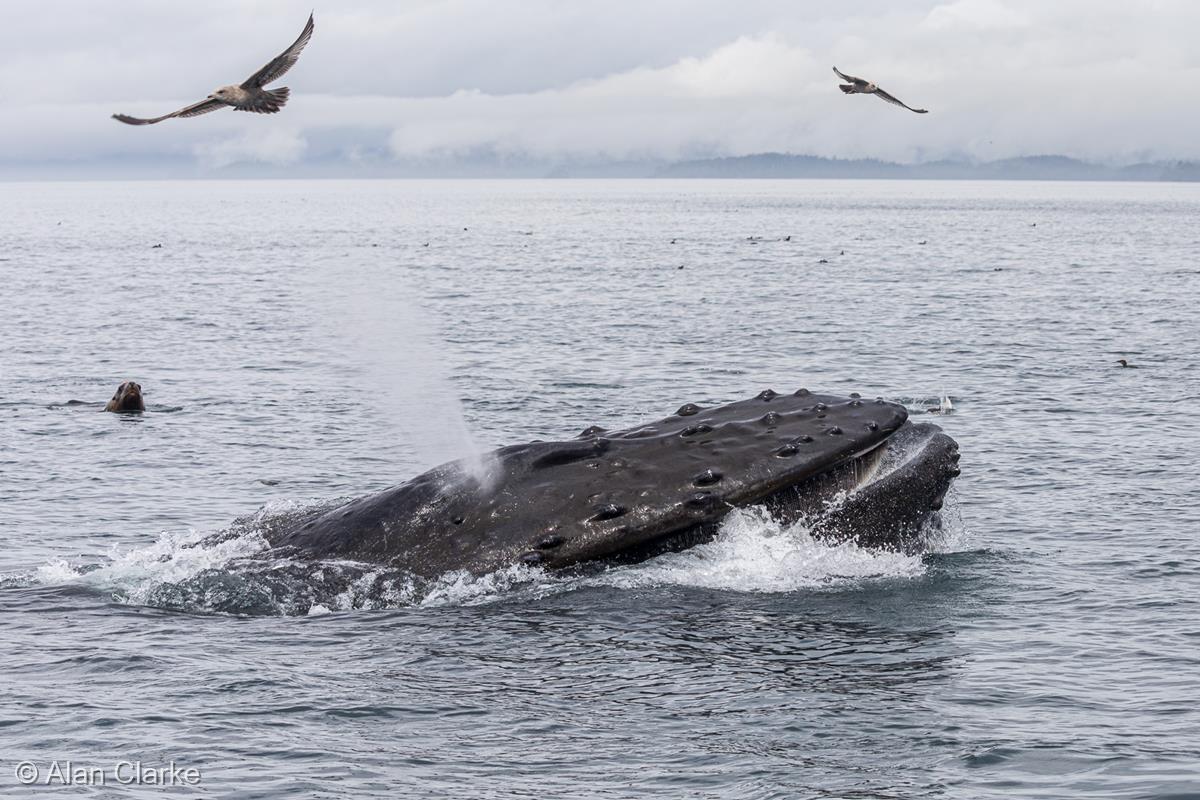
264 390 960 578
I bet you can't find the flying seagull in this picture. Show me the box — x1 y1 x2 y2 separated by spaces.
832 66 928 114
113 13 314 125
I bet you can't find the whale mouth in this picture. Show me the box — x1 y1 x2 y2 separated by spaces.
793 421 961 551
829 438 893 492
616 422 958 565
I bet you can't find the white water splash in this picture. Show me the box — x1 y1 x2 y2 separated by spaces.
586 506 929 593
33 527 269 604
416 563 549 608
18 495 964 616
902 390 957 416
920 492 968 554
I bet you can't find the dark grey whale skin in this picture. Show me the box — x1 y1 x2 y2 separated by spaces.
765 419 960 551
266 390 959 577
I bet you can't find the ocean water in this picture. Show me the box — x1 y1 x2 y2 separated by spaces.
2 179 1198 798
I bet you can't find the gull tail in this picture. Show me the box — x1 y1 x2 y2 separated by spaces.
262 87 290 113
839 85 855 94
243 87 290 114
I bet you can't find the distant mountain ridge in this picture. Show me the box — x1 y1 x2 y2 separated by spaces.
5 149 1200 181
656 153 1200 181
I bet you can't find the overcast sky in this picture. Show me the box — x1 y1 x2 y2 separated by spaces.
1 0 1197 173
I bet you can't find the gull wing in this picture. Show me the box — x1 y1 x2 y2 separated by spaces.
873 87 928 114
112 97 225 126
241 12 315 89
833 66 869 87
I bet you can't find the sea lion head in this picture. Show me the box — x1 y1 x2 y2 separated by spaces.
105 381 145 413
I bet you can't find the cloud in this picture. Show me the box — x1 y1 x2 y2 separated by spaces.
194 128 308 169
922 0 1029 31
385 35 821 162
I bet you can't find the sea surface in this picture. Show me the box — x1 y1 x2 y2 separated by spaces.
2 179 1198 799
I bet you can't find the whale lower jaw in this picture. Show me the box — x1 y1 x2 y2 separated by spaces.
772 420 960 551
607 421 959 566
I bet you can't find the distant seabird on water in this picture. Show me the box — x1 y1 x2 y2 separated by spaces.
832 66 928 114
113 13 314 125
